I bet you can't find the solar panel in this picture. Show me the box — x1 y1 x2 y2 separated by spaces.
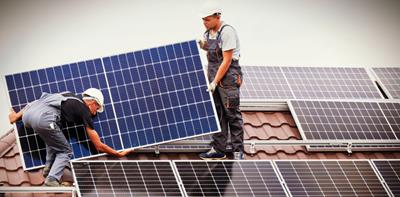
240 66 383 102
275 160 389 196
372 159 400 196
174 160 287 197
71 161 182 197
372 67 400 99
282 67 383 99
5 40 220 170
5 59 122 170
289 100 400 148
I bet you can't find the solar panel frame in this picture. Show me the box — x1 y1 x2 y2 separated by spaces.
4 40 221 170
71 160 184 197
274 159 390 197
371 67 400 99
371 159 400 197
172 160 289 197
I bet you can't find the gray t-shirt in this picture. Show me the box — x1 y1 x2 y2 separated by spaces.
204 21 240 60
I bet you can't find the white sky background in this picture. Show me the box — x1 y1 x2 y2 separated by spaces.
0 0 399 135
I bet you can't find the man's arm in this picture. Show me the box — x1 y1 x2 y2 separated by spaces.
212 49 233 84
86 126 131 157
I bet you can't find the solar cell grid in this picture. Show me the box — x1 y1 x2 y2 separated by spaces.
174 160 287 197
372 160 400 196
289 100 399 143
240 66 382 101
275 160 389 197
71 161 182 197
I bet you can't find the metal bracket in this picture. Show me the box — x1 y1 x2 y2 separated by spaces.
154 145 160 155
250 142 256 156
347 142 353 154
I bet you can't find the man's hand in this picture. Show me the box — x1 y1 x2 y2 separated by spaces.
207 81 217 92
117 149 133 157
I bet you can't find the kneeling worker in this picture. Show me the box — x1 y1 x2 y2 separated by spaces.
9 88 131 186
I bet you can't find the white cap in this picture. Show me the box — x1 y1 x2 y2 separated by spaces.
82 88 104 113
199 1 222 18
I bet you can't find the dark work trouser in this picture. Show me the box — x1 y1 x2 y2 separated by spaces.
210 86 244 153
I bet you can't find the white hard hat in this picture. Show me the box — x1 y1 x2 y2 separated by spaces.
82 88 104 113
199 1 222 18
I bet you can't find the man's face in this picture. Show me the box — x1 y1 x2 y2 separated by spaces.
86 100 100 116
202 15 220 30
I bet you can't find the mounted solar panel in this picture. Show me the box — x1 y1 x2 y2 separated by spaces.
71 161 183 197
240 66 383 105
372 67 400 99
372 159 400 196
275 160 389 197
282 67 383 99
4 40 220 170
5 59 122 170
289 99 400 151
173 160 288 197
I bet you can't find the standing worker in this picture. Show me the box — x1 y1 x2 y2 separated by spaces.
9 88 131 186
198 2 244 160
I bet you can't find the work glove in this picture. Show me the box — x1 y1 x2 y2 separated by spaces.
197 38 207 50
207 81 217 92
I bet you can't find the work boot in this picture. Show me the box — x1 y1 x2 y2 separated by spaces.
199 147 226 160
45 176 60 187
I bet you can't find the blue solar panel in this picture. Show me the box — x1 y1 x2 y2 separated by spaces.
5 40 219 170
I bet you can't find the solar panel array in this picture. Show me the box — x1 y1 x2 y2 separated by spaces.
240 66 383 101
372 160 400 196
289 100 400 144
275 160 389 197
72 160 399 197
372 67 400 99
71 161 182 197
5 40 220 170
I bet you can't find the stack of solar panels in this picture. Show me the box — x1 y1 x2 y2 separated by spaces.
71 159 400 197
5 40 220 170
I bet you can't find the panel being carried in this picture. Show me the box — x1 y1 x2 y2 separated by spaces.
5 40 220 170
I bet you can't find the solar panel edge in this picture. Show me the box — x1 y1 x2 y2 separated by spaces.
2 74 32 171
370 159 399 197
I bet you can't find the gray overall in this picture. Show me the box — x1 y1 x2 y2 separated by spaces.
22 92 80 181
206 25 244 153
